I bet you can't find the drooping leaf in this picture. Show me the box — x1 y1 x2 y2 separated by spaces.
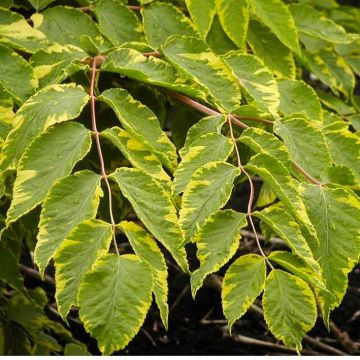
222 254 266 330
78 254 153 355
179 162 240 242
54 220 113 319
216 0 249 50
142 2 197 49
99 88 177 172
6 122 92 224
191 210 247 297
173 132 233 194
263 269 317 351
251 0 301 54
35 170 103 275
110 168 188 272
185 0 216 37
0 245 24 293
247 19 295 79
162 35 241 112
0 83 89 172
119 221 169 329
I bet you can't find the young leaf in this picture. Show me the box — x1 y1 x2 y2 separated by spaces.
110 168 188 272
54 220 113 319
191 210 247 297
179 161 240 242
185 0 216 37
263 269 317 351
119 221 169 329
222 254 266 330
6 122 92 225
161 35 241 112
223 52 279 116
251 0 301 54
99 88 177 172
173 132 233 194
0 83 89 172
78 254 153 355
35 170 103 275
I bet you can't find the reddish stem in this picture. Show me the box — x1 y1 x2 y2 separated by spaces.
143 51 161 58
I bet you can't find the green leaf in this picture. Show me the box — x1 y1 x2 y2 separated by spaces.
93 0 143 46
289 4 352 44
64 344 90 356
35 170 103 275
0 8 47 53
78 254 153 355
6 122 92 225
0 44 37 105
191 210 247 297
99 88 177 172
27 0 56 11
179 161 240 242
300 184 360 323
162 35 241 112
277 79 323 122
174 132 233 194
119 221 169 329
0 245 24 292
222 254 266 330
30 44 87 88
0 83 89 172
251 0 300 54
216 0 249 50
54 220 113 319
255 182 277 208
263 269 317 351
185 0 216 37
274 115 331 181
253 203 320 273
223 52 279 116
101 127 171 186
110 168 188 272
102 47 208 102
142 2 197 49
247 19 295 79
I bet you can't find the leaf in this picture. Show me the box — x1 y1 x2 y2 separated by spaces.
191 210 247 297
27 0 56 11
102 47 208 102
289 4 352 44
185 0 216 37
54 220 113 319
216 0 249 50
99 88 177 172
78 254 153 355
0 44 37 105
251 0 300 54
93 0 143 46
142 2 197 49
277 79 323 122
173 132 233 194
110 168 188 272
30 44 87 88
0 8 47 53
64 344 90 356
300 184 360 324
0 245 24 293
6 122 92 225
161 35 241 112
35 170 103 275
274 115 332 181
179 161 240 242
119 221 169 329
0 83 89 172
180 115 226 157
253 203 320 273
222 254 266 330
247 19 295 79
263 269 317 351
101 127 171 186
223 52 279 116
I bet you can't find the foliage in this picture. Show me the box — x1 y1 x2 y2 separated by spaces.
0 0 359 355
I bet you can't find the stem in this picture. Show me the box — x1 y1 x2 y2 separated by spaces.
227 115 274 270
90 57 119 255
291 161 323 186
143 51 161 58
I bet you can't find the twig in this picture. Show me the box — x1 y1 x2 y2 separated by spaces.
20 264 55 287
170 284 190 311
291 161 324 186
330 320 359 354
142 51 161 58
